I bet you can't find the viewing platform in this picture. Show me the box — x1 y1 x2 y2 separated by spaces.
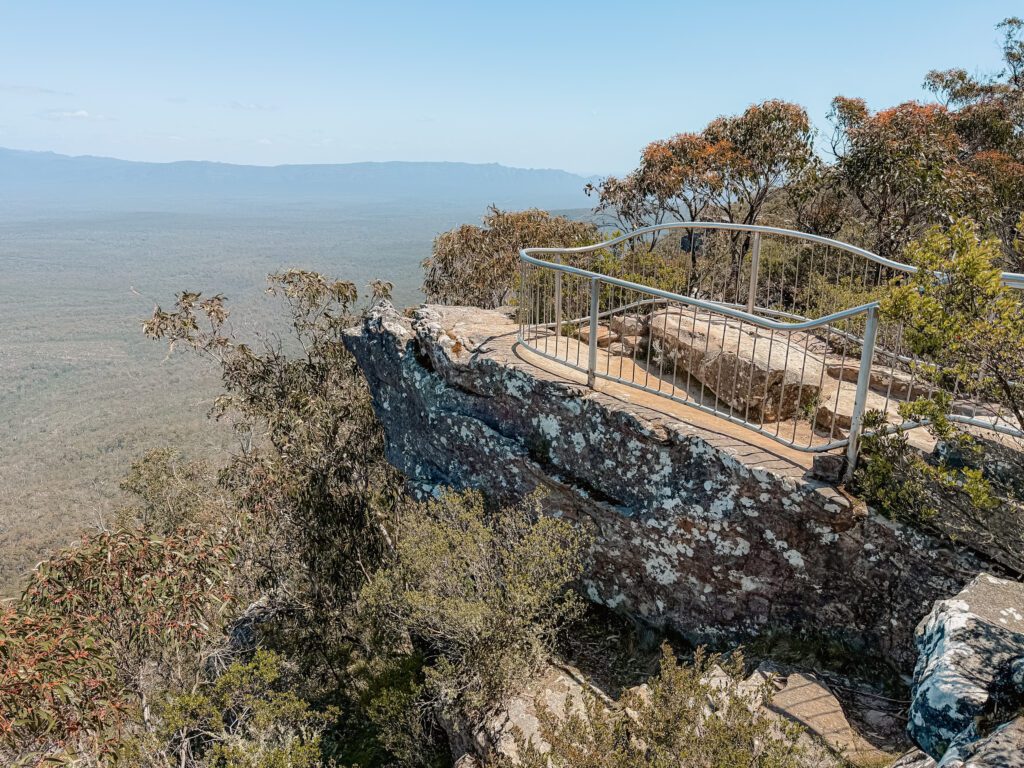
518 222 1024 478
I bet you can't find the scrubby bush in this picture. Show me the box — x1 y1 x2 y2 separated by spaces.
883 218 1024 434
854 402 996 525
360 491 590 720
141 650 328 768
1 526 237 765
422 207 598 309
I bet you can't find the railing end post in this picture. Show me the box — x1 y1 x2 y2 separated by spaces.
844 304 881 483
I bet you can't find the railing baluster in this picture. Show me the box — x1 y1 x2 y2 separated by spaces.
553 267 562 359
746 232 762 314
587 276 600 388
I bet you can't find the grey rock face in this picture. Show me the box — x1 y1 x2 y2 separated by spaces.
890 750 938 768
955 716 1024 767
908 574 1024 760
345 303 990 671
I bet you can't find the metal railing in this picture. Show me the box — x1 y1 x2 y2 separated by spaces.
517 222 1024 476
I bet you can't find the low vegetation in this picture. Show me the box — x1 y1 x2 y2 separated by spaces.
6 15 1024 768
422 206 598 309
504 646 806 768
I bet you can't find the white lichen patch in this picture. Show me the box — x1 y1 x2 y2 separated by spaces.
808 522 839 545
570 432 586 452
535 414 560 440
715 537 750 557
709 495 736 519
783 549 805 569
644 555 680 585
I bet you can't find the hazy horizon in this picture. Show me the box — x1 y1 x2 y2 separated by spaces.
0 145 602 174
0 152 597 592
3 1 1019 176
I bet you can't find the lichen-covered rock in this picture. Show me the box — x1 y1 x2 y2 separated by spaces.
949 716 1024 767
908 574 1024 759
345 302 991 671
465 663 591 763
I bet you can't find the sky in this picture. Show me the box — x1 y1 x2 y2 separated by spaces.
0 1 1019 176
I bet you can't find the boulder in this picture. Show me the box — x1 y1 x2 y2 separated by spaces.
889 749 938 767
648 308 823 421
609 314 646 336
607 335 645 357
827 363 931 400
908 574 1024 759
949 716 1024 767
576 323 617 347
346 302 993 671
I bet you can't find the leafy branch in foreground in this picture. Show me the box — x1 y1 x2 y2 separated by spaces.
143 269 406 615
882 217 1024 434
1 527 236 765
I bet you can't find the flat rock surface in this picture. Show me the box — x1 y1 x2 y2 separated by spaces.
771 672 894 766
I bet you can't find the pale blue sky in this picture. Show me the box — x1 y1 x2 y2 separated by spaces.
0 1 1018 175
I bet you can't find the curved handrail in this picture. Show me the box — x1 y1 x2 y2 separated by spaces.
521 220 919 274
518 251 878 333
516 221 1024 462
521 220 1024 289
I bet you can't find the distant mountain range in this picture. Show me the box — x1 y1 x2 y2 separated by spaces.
0 147 598 213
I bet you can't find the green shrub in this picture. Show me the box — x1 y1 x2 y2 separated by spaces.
883 218 1024 434
854 401 996 525
422 207 599 309
360 491 589 720
146 650 328 768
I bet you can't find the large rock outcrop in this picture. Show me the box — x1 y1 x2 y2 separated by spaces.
908 574 1024 761
344 303 992 671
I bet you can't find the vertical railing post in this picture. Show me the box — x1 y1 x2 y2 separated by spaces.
746 233 762 314
553 265 562 359
587 277 600 388
844 304 880 482
518 260 527 343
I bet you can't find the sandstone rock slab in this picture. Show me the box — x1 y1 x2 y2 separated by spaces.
576 323 617 347
816 386 896 435
771 672 893 767
827 362 931 400
648 308 823 421
609 314 645 336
